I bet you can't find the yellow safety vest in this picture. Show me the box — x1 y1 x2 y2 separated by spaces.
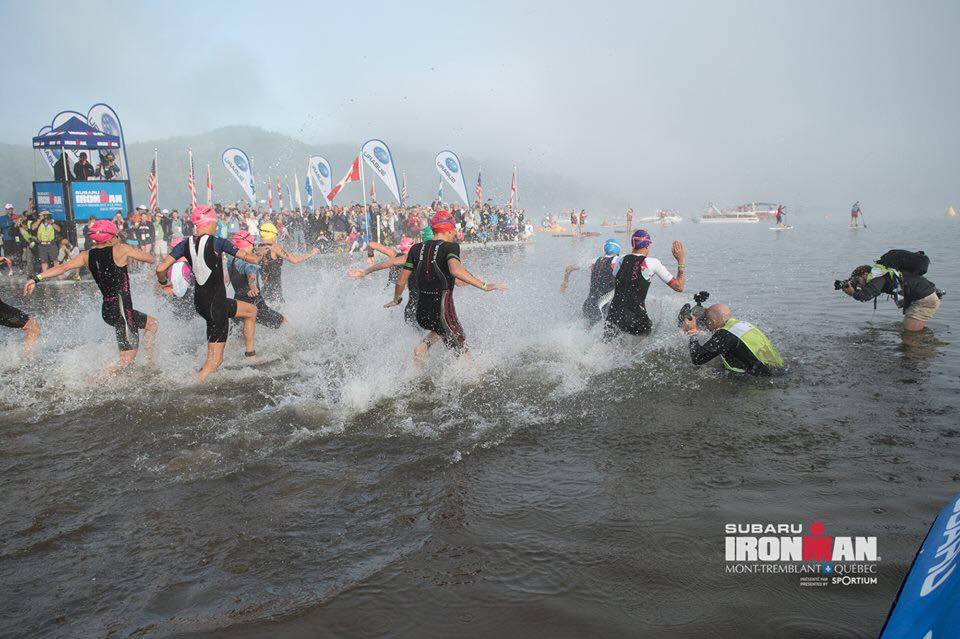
37 224 56 242
720 317 784 372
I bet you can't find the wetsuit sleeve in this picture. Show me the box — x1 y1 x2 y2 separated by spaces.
404 244 421 270
851 277 885 302
210 236 238 256
445 242 461 262
169 240 188 260
689 329 738 365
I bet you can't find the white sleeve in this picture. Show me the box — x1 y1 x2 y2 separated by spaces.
646 257 675 283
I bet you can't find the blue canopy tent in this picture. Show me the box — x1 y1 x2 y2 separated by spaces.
31 116 129 244
32 116 121 180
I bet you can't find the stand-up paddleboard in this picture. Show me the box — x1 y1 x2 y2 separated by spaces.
769 226 794 231
879 492 960 638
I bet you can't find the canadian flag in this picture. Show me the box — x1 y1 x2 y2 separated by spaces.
327 156 360 202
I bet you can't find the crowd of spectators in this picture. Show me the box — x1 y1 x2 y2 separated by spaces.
0 197 532 277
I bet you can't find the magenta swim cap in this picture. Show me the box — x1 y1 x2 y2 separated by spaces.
88 219 118 244
398 236 415 253
631 229 652 249
231 230 255 250
191 204 218 227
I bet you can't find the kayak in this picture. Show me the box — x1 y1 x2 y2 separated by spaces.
879 492 960 638
769 226 794 231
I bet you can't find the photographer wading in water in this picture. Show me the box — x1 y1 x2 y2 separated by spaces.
681 301 784 376
837 249 944 332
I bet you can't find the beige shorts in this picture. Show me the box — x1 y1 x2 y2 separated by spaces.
905 293 940 322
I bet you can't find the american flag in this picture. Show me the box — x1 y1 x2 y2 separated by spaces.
205 163 213 205
277 177 284 211
267 180 273 211
147 156 158 210
475 170 483 205
400 172 407 206
187 149 197 207
509 167 517 208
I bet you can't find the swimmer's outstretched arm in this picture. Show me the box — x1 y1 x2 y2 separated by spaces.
23 252 89 294
348 254 405 279
273 245 319 264
367 242 398 259
449 259 506 292
119 243 156 264
559 264 581 293
236 247 263 265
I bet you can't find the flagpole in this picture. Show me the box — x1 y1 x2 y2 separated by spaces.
154 148 159 209
359 156 373 244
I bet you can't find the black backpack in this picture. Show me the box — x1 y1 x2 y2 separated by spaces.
877 250 929 276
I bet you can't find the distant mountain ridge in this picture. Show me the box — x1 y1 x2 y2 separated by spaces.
0 126 623 216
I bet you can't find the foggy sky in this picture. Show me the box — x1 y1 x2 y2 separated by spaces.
2 0 958 217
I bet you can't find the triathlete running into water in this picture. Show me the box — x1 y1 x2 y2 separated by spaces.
559 238 622 326
24 219 157 373
1 257 40 355
227 230 285 329
387 210 506 367
347 236 419 325
155 205 262 381
256 222 319 304
604 229 686 337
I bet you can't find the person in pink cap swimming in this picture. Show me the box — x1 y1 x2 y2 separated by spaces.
387 210 506 366
347 235 419 324
155 205 262 381
24 218 158 373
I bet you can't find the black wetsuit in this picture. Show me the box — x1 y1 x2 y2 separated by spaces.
88 246 148 351
171 235 238 343
583 255 618 325
405 240 465 352
689 331 772 376
260 247 284 304
0 297 29 329
605 254 654 336
227 255 284 329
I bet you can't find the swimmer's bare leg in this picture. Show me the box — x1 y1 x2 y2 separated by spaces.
22 318 39 356
198 343 226 381
101 349 138 377
414 332 441 369
235 300 258 358
142 316 158 363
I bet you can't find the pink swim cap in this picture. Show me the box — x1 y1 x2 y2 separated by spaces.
88 219 117 244
191 204 218 227
398 236 415 253
231 230 255 250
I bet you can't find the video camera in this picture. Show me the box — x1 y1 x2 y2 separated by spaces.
834 279 850 291
677 291 709 327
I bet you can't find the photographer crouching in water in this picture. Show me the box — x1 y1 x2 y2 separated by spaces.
680 299 784 376
837 250 944 332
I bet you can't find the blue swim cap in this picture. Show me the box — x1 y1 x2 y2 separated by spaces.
603 239 621 255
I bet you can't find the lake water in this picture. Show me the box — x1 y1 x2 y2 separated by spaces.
1 215 958 638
